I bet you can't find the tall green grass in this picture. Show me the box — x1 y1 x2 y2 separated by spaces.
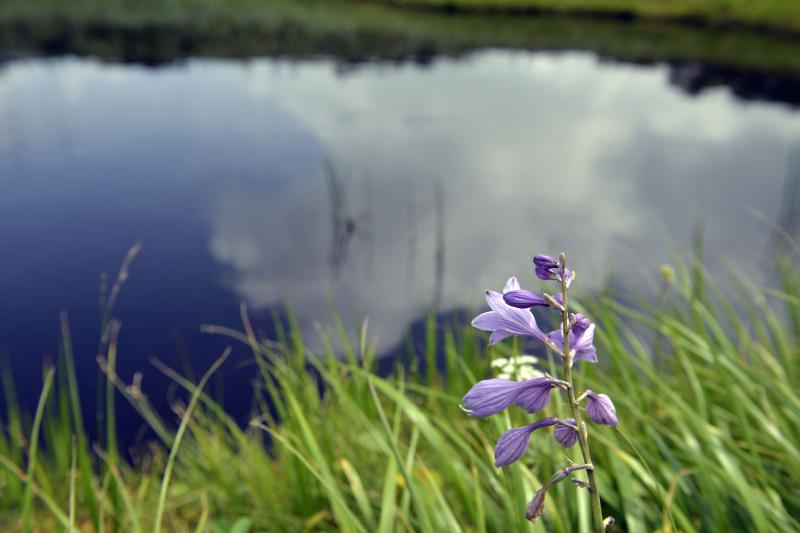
0 255 798 531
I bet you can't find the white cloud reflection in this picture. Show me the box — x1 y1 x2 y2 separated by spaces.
207 52 799 351
2 53 796 354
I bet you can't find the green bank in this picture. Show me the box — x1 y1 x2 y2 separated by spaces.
2 0 800 81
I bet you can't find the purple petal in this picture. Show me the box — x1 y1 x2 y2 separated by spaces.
546 329 564 351
554 419 578 448
494 427 534 467
481 290 545 341
572 313 591 337
488 330 513 345
533 255 559 270
494 418 556 467
503 276 521 293
586 391 617 426
484 289 506 314
503 290 548 309
573 323 595 352
463 378 555 417
535 265 554 281
471 279 549 344
574 346 598 363
573 323 598 363
547 324 598 363
471 311 505 332
512 378 557 413
462 379 527 418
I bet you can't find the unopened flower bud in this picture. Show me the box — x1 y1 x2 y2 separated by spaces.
554 419 578 448
503 289 548 309
533 255 559 270
585 391 618 427
525 486 547 522
659 264 675 285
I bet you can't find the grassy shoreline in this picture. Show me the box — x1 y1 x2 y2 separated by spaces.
1 254 798 531
3 0 800 108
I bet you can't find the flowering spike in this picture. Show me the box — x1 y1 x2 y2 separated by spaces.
585 391 618 426
554 419 578 448
494 418 557 467
463 255 614 529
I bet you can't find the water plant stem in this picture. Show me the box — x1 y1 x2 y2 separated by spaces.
559 253 604 533
153 349 230 533
21 367 55 533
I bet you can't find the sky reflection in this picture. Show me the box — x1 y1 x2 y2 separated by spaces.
0 51 798 385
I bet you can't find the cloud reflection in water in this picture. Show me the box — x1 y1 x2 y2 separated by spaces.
206 52 799 351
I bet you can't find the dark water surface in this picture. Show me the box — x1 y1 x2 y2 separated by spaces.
1 51 798 440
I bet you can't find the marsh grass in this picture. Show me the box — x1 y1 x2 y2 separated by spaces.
0 255 798 532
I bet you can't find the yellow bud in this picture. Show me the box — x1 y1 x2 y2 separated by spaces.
659 264 675 285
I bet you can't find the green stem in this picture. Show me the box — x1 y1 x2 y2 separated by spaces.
21 368 55 533
153 349 230 533
559 253 604 533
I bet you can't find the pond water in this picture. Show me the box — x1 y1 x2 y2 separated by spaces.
1 51 798 439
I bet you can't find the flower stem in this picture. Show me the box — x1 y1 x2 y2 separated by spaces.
559 253 605 533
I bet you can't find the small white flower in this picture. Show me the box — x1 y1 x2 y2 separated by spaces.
491 355 544 380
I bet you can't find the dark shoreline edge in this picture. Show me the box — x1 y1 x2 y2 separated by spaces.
2 0 800 107
363 0 800 41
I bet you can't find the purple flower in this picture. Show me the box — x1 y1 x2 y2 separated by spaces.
554 419 578 448
585 391 617 426
494 418 557 467
462 377 560 417
463 377 558 418
472 277 546 345
533 254 571 282
572 313 591 337
547 323 598 363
